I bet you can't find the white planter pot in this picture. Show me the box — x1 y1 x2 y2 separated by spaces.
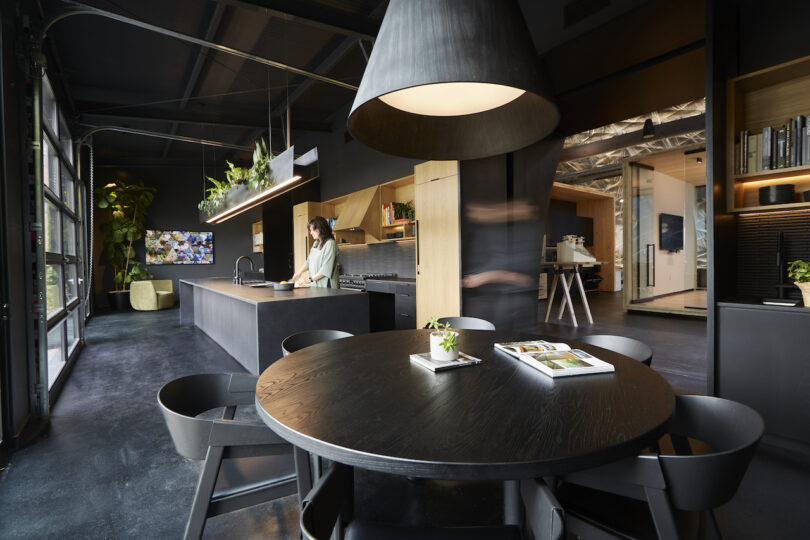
430 331 459 361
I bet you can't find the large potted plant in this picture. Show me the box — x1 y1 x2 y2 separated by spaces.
788 260 810 307
97 179 157 310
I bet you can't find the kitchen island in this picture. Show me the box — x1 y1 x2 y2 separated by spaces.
180 278 369 374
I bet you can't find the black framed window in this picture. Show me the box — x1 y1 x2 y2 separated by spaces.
41 74 85 391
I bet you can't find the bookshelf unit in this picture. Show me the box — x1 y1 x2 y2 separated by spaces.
727 54 810 213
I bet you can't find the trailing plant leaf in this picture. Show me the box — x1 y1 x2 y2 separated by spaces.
788 260 810 283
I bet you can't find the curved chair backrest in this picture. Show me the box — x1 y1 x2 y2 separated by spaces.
433 316 496 330
281 330 354 356
157 373 258 460
578 335 653 366
659 395 764 511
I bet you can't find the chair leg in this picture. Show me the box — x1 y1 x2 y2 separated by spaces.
295 446 314 507
184 445 225 540
644 487 679 540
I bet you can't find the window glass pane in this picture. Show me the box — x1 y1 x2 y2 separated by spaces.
63 216 76 256
46 265 63 318
59 113 73 165
45 200 61 254
65 264 79 302
66 309 79 354
43 138 59 193
61 166 75 210
47 323 65 389
42 77 58 134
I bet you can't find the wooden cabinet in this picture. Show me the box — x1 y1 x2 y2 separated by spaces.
414 160 458 185
727 54 810 213
252 221 263 253
415 162 460 326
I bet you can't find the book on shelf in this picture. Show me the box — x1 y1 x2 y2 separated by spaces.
746 133 761 174
776 126 787 169
762 126 772 170
802 115 810 165
494 340 615 378
409 351 482 372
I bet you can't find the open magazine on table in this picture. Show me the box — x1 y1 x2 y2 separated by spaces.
494 340 615 378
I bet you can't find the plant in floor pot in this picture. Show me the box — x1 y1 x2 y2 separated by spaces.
788 260 810 307
427 317 459 361
96 179 157 310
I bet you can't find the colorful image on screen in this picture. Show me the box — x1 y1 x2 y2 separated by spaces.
146 230 214 265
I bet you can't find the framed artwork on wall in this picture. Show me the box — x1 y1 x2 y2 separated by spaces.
146 230 214 265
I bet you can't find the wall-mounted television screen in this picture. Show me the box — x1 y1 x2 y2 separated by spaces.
146 230 214 265
659 213 684 251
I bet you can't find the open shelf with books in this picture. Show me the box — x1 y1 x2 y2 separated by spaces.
727 54 810 212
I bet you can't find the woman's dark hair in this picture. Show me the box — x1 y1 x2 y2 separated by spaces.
308 216 334 247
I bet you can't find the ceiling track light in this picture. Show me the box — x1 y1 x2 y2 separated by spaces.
348 0 559 160
642 118 656 139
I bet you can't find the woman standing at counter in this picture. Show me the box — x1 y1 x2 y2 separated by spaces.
293 216 340 288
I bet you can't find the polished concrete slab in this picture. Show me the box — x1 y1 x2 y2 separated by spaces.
1 303 807 539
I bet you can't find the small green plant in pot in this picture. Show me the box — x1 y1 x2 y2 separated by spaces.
787 260 810 307
427 317 459 361
97 180 156 308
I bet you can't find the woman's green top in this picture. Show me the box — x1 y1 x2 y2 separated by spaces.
307 237 339 288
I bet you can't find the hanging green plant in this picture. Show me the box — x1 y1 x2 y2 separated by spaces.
247 138 276 191
198 139 276 213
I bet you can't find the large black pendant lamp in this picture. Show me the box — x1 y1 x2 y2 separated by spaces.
348 0 559 161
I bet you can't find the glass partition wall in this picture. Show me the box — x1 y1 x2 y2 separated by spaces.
624 145 707 315
41 76 85 391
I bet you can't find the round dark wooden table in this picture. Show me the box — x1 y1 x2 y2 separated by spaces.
255 329 675 481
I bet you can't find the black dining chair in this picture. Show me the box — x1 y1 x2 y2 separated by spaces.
157 373 300 540
426 317 496 330
300 463 564 540
281 329 354 356
555 395 764 540
577 334 654 366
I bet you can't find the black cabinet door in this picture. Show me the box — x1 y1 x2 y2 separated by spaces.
395 293 416 329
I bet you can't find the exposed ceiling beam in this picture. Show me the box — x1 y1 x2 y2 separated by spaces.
77 106 332 132
42 1 359 91
163 4 228 158
215 0 381 41
78 124 253 151
261 1 388 141
558 114 706 162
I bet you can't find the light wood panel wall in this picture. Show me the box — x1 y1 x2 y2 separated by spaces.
415 165 460 326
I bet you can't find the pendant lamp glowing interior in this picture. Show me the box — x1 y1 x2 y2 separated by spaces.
348 0 560 161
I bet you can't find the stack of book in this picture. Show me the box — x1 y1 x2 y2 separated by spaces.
736 115 810 174
382 203 410 226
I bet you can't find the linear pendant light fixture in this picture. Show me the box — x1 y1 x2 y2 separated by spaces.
201 147 318 224
348 0 560 161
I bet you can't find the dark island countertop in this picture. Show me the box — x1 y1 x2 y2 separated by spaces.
180 277 364 305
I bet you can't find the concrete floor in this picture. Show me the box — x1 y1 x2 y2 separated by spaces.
1 295 808 538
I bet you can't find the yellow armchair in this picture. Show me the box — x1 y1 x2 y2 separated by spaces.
130 280 175 311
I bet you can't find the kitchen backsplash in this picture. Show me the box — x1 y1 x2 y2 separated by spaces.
338 240 416 278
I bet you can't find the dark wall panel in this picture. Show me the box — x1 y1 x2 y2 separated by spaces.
261 179 321 281
294 105 420 201
737 0 810 75
1 4 32 438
